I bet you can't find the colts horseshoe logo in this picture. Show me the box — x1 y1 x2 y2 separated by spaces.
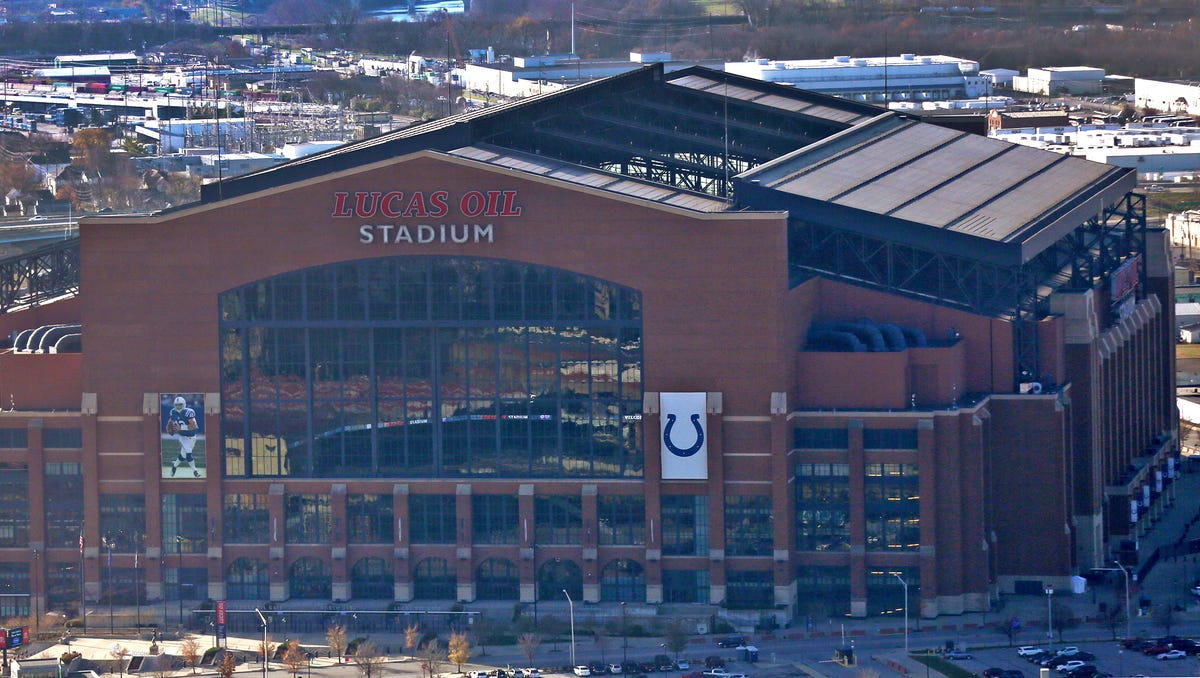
663 413 704 457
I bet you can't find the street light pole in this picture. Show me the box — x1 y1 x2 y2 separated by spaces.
176 536 184 627
32 548 39 636
1045 587 1054 641
563 589 575 668
104 538 114 635
1114 560 1132 640
255 608 269 678
892 573 908 654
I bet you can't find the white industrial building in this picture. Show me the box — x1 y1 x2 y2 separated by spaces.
1011 66 1105 96
722 54 986 103
458 52 723 99
1135 78 1200 117
989 123 1200 176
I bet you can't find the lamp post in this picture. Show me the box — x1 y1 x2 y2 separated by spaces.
1114 560 1132 640
620 602 627 667
255 608 269 678
176 536 184 627
32 548 39 636
103 536 114 635
892 573 908 654
562 589 576 668
1045 587 1054 641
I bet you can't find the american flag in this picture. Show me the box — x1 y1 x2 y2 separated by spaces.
79 531 84 554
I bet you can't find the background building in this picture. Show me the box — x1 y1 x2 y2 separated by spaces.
0 64 1175 631
723 54 987 103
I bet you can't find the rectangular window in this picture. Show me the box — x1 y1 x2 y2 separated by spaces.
796 565 851 617
0 464 28 548
223 494 270 543
0 429 27 449
45 462 83 549
725 570 773 610
98 495 145 552
409 495 457 544
597 495 645 545
864 463 920 551
43 428 83 448
866 567 919 617
795 463 850 551
472 495 518 545
793 428 848 449
724 495 772 557
662 568 710 603
0 563 29 617
661 495 708 556
285 494 332 543
347 494 394 544
47 562 81 611
863 429 919 450
162 494 207 554
534 495 582 545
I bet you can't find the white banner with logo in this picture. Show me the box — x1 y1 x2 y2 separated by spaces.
660 392 708 480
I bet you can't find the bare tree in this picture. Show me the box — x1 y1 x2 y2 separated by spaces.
259 635 278 669
517 633 540 670
110 644 130 677
405 623 421 657
352 642 387 678
326 624 348 662
217 653 238 678
179 638 201 674
283 640 307 678
448 631 471 673
663 621 688 661
422 638 447 678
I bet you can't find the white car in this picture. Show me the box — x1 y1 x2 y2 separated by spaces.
1055 661 1086 673
703 670 732 678
1017 647 1043 657
574 667 591 677
1158 650 1187 660
608 665 622 675
675 661 690 671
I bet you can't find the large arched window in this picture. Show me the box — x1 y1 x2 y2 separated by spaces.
289 557 331 599
351 557 393 600
600 558 644 602
220 257 644 479
226 557 270 600
413 557 456 600
536 558 582 602
475 558 519 600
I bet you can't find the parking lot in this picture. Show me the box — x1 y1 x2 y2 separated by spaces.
941 640 1200 677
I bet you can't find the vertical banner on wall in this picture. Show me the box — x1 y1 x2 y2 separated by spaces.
1130 499 1138 524
1143 484 1151 507
660 392 708 480
161 393 207 479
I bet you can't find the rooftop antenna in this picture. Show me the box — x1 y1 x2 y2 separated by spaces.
883 29 888 107
571 3 576 57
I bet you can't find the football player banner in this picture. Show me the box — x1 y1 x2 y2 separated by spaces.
660 392 708 480
161 393 207 479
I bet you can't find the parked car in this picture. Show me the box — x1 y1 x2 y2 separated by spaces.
1157 650 1187 660
704 657 725 669
945 650 973 660
675 661 690 671
609 665 623 674
983 668 1006 677
716 637 745 649
1054 647 1080 657
702 670 731 678
1066 666 1099 678
575 667 592 676
1142 645 1171 656
681 673 704 678
1016 647 1043 657
1054 660 1087 673
468 671 490 678
589 663 608 675
1000 671 1025 678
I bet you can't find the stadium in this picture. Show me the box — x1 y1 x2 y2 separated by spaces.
0 63 1175 630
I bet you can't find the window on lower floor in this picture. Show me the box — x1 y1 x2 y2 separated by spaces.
724 495 772 557
662 568 709 604
409 494 457 544
597 495 644 545
347 494 394 544
725 569 773 610
472 495 518 545
535 495 581 545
